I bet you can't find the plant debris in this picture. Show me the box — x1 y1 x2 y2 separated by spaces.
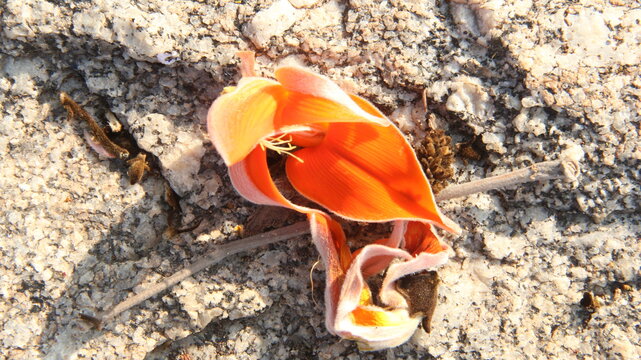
126 153 151 185
396 270 440 333
163 182 202 238
60 92 129 160
457 135 485 163
579 291 601 327
60 91 198 237
416 128 455 194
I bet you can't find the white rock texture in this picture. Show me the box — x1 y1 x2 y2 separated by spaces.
1 0 640 359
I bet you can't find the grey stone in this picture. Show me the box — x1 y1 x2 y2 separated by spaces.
1 0 639 359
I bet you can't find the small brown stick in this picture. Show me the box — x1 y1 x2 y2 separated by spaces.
60 92 130 160
86 159 579 327
85 221 310 328
435 159 580 202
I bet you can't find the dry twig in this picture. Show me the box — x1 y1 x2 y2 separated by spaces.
436 159 579 202
83 221 309 328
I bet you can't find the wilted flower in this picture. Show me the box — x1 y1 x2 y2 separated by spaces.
207 52 460 350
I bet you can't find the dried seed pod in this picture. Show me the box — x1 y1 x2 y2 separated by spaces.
416 129 455 194
580 292 600 311
126 153 150 185
579 291 601 327
396 270 440 333
457 135 485 163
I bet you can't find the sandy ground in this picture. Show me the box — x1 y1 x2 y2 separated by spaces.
1 0 640 359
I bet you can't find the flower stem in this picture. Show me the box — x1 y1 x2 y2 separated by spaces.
83 221 310 328
435 159 579 202
84 159 579 327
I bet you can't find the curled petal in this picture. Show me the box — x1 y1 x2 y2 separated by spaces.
378 250 449 309
351 220 407 276
377 250 448 308
348 307 421 352
336 245 412 322
308 212 351 334
312 219 450 350
287 122 461 234
276 92 387 130
387 220 408 248
207 78 285 166
333 244 422 351
228 146 319 216
275 67 388 126
404 221 445 255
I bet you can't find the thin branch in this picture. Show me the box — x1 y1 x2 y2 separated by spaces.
84 221 310 328
435 159 580 202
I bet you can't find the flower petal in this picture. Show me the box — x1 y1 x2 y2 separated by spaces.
207 77 286 166
275 66 388 126
348 302 421 351
336 245 412 321
286 121 461 234
293 186 450 352
404 221 445 255
208 78 389 166
236 51 257 77
378 228 449 309
308 212 351 334
275 92 388 130
228 146 319 215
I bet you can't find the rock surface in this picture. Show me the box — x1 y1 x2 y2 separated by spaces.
1 0 639 359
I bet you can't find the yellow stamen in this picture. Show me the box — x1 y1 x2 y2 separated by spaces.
259 134 304 163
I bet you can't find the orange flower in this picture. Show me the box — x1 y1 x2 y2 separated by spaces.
310 214 449 351
207 52 461 350
207 52 459 233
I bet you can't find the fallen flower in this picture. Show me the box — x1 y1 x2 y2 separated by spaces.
207 52 459 233
206 52 459 350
